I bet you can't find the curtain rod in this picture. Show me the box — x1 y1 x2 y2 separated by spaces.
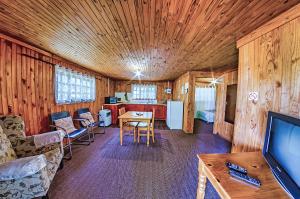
19 53 105 80
19 53 55 65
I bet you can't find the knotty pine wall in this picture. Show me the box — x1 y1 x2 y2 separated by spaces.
213 69 238 142
173 72 191 133
114 80 173 103
0 36 115 135
232 6 300 152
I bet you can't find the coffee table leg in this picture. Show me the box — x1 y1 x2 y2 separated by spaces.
197 160 207 199
120 118 123 146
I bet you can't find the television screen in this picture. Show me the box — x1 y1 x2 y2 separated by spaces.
263 112 300 198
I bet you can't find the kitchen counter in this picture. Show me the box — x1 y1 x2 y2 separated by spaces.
103 102 167 106
103 103 167 124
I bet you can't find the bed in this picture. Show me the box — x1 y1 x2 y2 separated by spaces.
195 110 215 123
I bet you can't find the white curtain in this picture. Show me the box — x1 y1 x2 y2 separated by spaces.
55 65 96 104
194 87 216 117
132 84 157 100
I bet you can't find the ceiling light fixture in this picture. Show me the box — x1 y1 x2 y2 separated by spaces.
211 78 218 85
135 71 142 77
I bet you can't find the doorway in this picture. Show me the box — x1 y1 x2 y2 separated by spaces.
194 87 216 123
225 84 237 124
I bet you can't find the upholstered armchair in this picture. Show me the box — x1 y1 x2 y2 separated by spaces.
0 115 65 199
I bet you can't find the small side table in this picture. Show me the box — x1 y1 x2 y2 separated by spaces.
197 152 289 199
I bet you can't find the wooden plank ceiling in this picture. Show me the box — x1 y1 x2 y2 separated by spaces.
0 0 298 80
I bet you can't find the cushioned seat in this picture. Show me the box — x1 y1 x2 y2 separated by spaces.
67 128 88 139
125 122 139 127
137 122 153 128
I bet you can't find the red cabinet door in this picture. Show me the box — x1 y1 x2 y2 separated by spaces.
144 105 153 112
161 105 166 120
155 105 162 120
143 105 166 120
125 104 145 112
122 104 166 120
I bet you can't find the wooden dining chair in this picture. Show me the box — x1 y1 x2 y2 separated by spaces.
118 107 138 142
137 108 155 145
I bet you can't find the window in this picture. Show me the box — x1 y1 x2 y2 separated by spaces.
55 65 96 104
132 84 157 100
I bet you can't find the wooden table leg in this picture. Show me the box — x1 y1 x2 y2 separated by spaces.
120 118 123 146
133 127 136 143
147 120 150 147
197 159 207 199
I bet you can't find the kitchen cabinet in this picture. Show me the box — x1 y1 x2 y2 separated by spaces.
144 104 166 120
125 104 145 112
103 103 167 125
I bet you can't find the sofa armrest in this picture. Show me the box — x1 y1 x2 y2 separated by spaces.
12 136 61 158
32 130 65 148
0 154 47 181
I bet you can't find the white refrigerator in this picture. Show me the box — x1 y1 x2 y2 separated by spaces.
167 101 183 130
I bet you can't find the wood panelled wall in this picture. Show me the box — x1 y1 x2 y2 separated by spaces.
114 80 173 102
213 70 238 142
232 6 300 152
173 72 191 133
0 35 115 135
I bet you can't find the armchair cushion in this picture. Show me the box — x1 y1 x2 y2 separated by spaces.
53 116 76 134
33 130 65 148
0 154 47 181
79 112 95 127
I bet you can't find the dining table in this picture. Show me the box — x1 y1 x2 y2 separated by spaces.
118 111 152 146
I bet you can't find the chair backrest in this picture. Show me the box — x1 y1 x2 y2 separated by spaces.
119 107 126 116
0 125 17 164
152 108 155 125
0 115 26 140
77 108 95 127
49 111 77 134
77 108 90 115
49 111 71 123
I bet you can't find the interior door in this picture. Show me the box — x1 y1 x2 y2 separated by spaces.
225 84 237 124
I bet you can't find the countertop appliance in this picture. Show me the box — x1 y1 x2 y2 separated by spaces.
166 101 183 130
99 109 112 127
105 97 118 104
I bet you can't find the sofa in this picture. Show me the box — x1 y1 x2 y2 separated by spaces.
0 115 65 199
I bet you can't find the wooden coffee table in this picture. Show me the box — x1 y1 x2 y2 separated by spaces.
197 152 289 199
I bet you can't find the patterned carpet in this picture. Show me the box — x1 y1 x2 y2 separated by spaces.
49 120 231 199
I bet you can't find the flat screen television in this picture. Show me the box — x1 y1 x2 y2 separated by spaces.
263 111 300 198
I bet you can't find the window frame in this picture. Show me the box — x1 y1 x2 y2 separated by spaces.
54 65 96 104
131 84 157 100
